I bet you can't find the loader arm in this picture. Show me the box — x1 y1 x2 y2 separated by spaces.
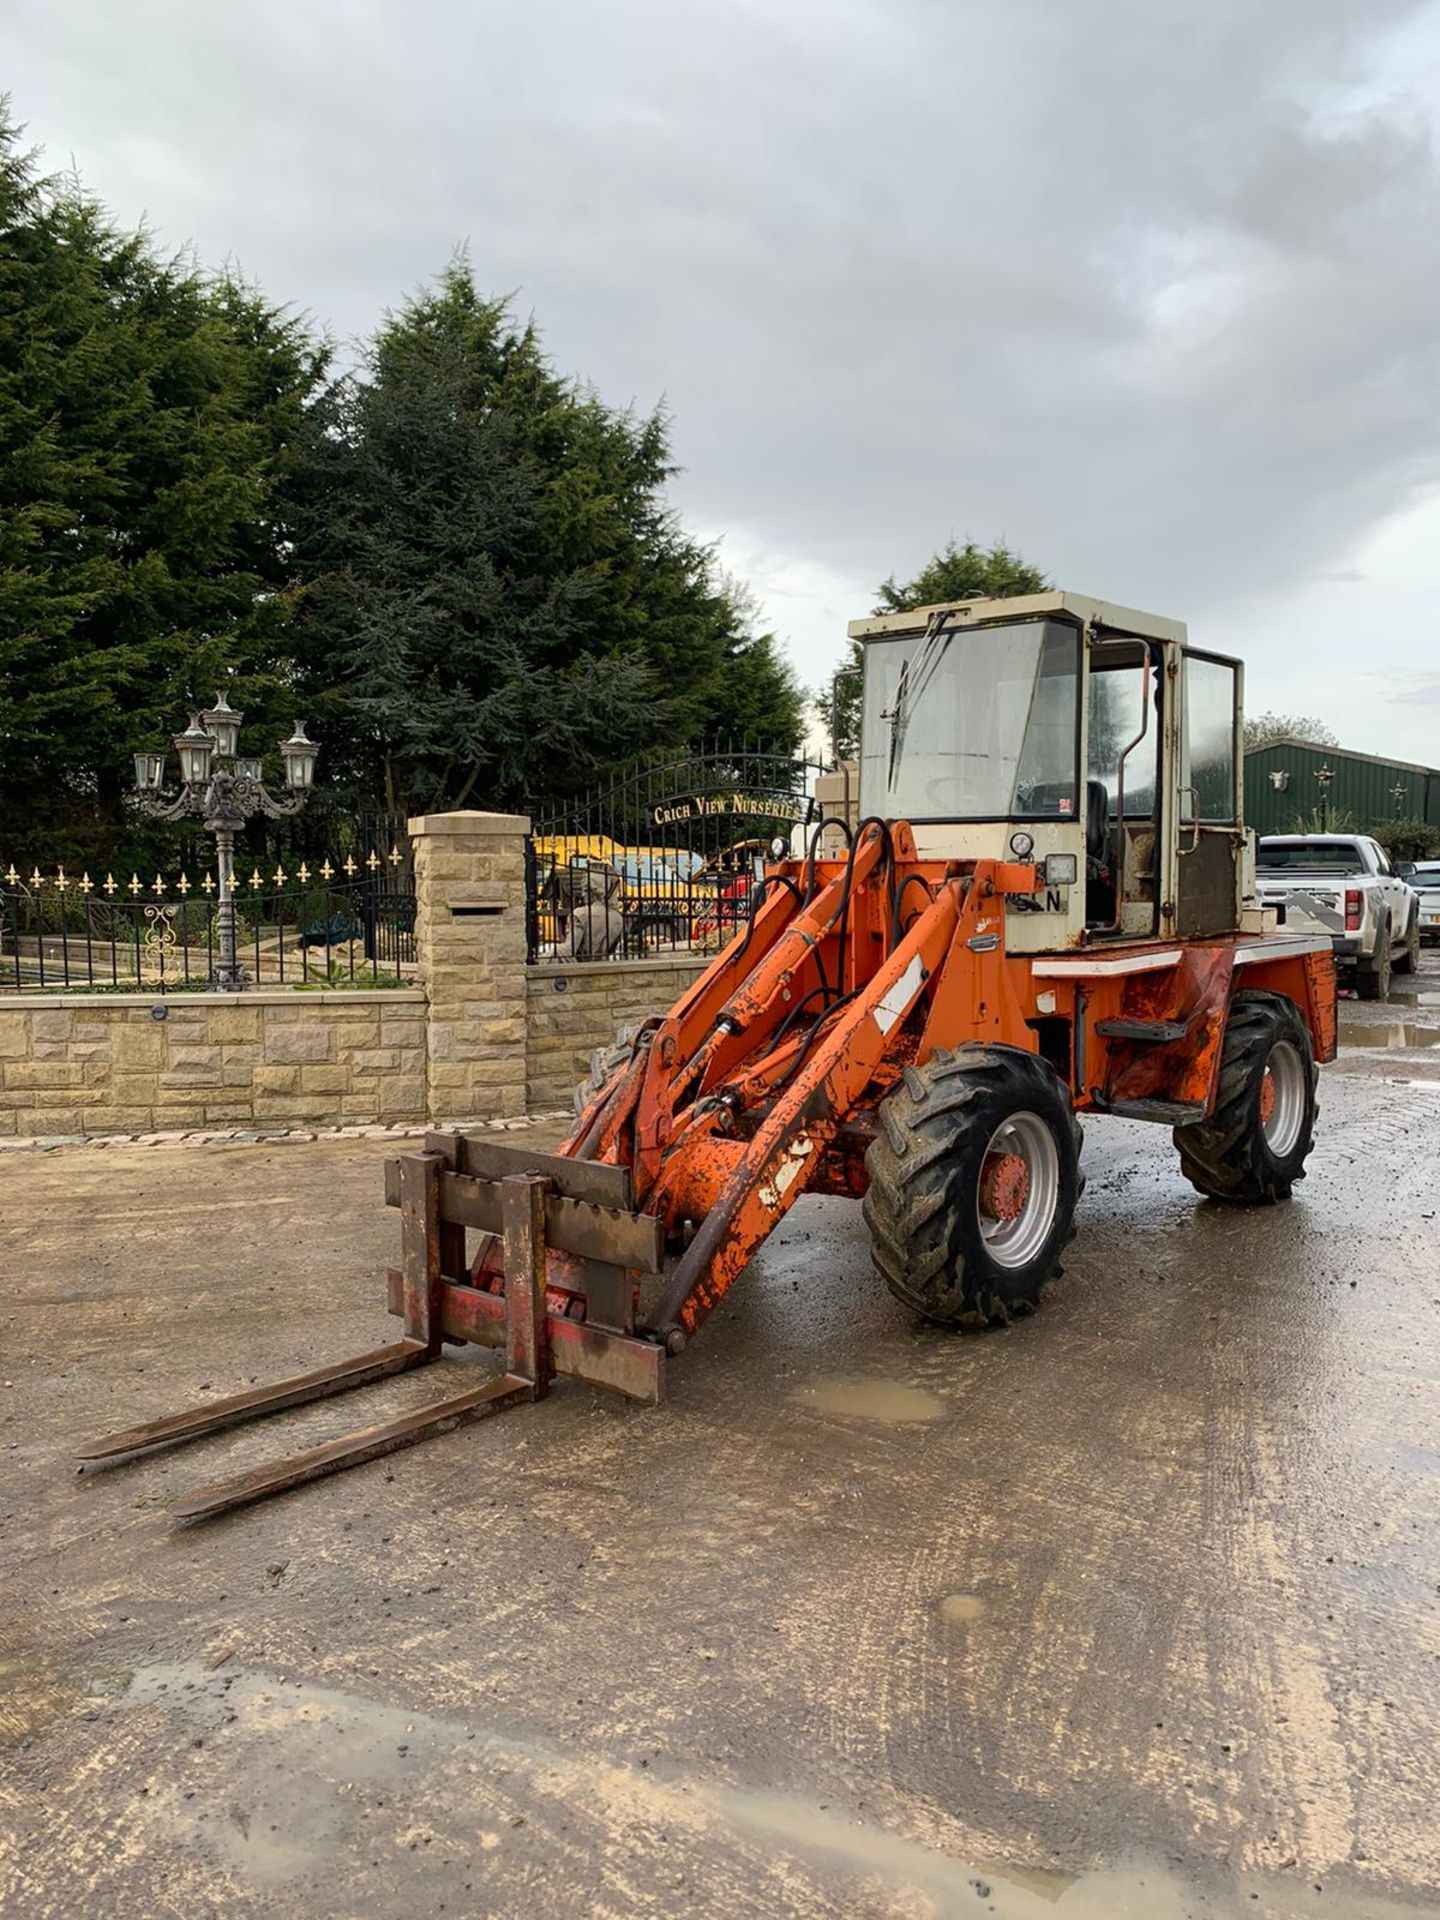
564 824 905 1188
643 878 961 1343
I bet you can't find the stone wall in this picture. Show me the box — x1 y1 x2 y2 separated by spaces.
0 990 427 1138
0 810 731 1139
525 955 709 1111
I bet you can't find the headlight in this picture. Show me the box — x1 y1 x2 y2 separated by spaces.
1009 830 1035 860
769 836 789 860
1040 854 1078 887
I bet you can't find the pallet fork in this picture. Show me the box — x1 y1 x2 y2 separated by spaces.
77 1135 666 1521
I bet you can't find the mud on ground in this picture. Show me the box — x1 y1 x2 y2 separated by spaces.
2 962 1440 1918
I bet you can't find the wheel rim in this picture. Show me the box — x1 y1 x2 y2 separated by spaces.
1260 1041 1306 1157
977 1111 1060 1269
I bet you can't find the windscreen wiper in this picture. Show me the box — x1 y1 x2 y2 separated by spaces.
886 612 952 789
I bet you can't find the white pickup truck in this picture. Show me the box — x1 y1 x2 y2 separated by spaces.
1255 834 1419 1000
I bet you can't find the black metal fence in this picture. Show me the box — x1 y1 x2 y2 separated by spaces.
1 830 416 992
528 741 824 963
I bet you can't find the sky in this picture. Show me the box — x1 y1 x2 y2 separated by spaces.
6 0 1440 763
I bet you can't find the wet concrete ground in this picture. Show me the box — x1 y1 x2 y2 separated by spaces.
3 963 1440 1918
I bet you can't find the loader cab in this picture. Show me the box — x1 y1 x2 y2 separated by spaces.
850 591 1246 952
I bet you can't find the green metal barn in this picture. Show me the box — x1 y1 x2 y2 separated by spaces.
1243 737 1440 838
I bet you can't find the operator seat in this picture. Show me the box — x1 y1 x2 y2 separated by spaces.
1085 779 1108 862
1085 778 1116 927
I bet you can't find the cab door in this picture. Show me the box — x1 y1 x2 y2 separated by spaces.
1085 638 1164 937
1175 651 1244 937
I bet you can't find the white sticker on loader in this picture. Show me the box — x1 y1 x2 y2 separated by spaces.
760 1134 814 1209
874 954 925 1037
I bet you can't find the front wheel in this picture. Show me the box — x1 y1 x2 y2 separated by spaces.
863 1044 1082 1327
1174 991 1317 1204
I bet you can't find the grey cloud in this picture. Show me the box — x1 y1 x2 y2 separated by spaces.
4 0 1439 672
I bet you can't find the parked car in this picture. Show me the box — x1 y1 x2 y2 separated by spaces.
1405 860 1440 945
1255 834 1419 1000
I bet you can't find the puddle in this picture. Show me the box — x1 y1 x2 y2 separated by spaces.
939 1592 987 1625
791 1376 945 1423
124 1661 467 1887
711 1787 1195 1915
110 1660 1435 1918
1339 1020 1440 1051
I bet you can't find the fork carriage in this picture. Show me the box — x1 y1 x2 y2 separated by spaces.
78 1133 666 1521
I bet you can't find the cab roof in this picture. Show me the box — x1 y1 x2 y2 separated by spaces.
847 590 1188 647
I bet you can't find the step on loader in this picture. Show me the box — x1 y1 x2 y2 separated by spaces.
80 590 1336 1519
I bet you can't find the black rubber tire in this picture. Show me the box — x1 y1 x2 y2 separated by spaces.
1394 907 1420 975
863 1044 1083 1328
573 1025 643 1115
1354 918 1392 1001
1174 991 1317 1204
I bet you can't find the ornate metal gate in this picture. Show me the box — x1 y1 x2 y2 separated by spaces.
527 741 824 962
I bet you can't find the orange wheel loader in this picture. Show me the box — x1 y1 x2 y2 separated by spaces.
81 590 1336 1519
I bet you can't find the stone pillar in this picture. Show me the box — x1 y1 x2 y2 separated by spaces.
814 762 859 855
409 810 531 1124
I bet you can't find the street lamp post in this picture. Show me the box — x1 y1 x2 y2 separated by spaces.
1392 779 1408 819
133 697 319 991
1315 763 1334 833
828 662 864 772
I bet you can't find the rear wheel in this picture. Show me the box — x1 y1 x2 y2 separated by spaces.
863 1044 1082 1327
1355 919 1392 1001
1394 907 1420 975
1174 991 1316 1204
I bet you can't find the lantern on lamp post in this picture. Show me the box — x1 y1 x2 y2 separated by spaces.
279 722 319 794
200 693 243 759
173 716 215 789
133 749 166 794
133 694 320 991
